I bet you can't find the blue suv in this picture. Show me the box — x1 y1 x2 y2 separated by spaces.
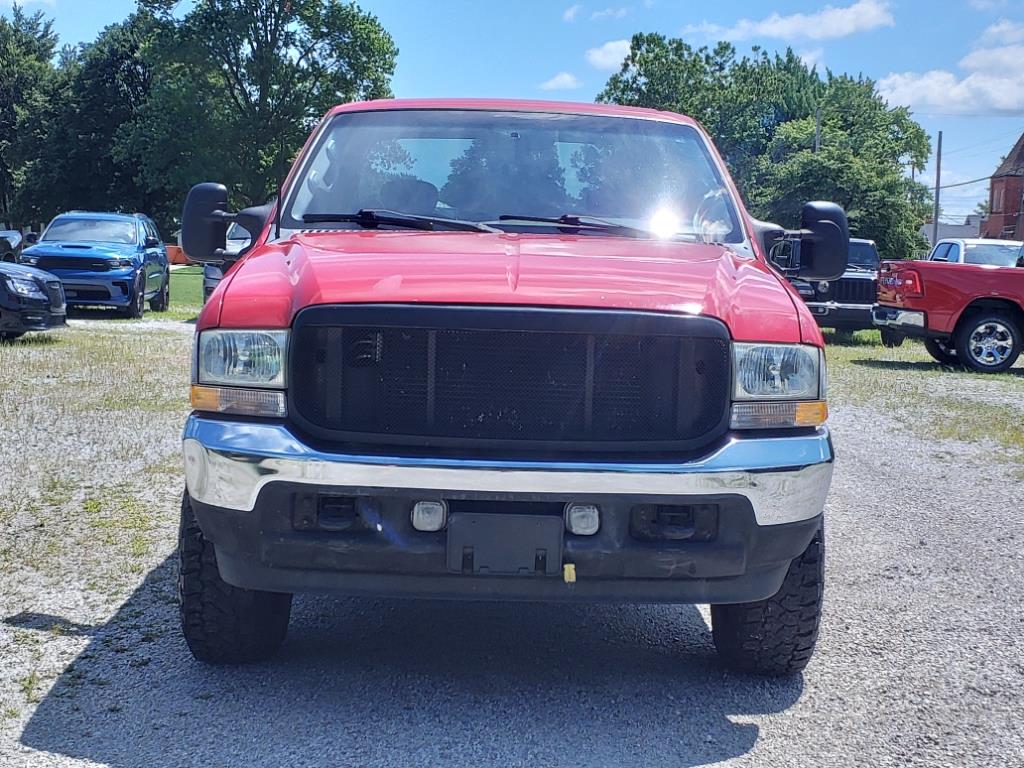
20 212 169 317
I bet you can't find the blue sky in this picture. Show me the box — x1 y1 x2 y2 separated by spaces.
6 0 1024 220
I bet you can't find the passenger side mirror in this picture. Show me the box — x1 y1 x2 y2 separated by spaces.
144 235 160 248
182 182 230 263
765 202 849 282
24 232 38 245
796 201 849 281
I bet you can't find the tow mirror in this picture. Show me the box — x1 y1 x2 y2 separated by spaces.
797 201 849 281
182 182 230 263
765 202 849 282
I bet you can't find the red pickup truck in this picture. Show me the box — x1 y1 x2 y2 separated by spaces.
873 240 1024 372
179 99 848 675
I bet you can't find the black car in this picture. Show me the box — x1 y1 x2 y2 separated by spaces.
1 230 24 263
0 262 67 341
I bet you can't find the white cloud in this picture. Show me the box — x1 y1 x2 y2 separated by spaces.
540 71 583 90
563 4 582 22
980 18 1024 44
682 0 894 42
878 69 1024 115
800 48 825 69
960 44 1024 71
591 7 627 20
878 22 1024 115
586 39 630 70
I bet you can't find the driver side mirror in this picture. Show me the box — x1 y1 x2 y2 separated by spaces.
144 235 160 248
24 232 38 246
182 182 230 263
767 201 849 282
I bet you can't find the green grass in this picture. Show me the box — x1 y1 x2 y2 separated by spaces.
163 266 204 322
824 330 1024 465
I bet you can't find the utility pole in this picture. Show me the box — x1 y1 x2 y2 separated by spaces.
814 107 821 153
932 130 942 245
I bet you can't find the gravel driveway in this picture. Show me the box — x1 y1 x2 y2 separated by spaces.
1 325 1022 767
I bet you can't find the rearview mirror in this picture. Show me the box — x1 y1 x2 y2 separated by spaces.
182 182 230 263
796 201 848 281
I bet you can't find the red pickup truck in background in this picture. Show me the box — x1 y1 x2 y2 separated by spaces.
873 240 1024 372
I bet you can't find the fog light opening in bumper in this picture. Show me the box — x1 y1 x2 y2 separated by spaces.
411 500 447 532
564 503 600 535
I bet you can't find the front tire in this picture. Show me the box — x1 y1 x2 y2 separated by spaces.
178 491 292 664
1 331 25 341
711 527 824 676
120 276 146 319
150 270 170 312
879 329 904 348
924 337 958 365
954 313 1021 373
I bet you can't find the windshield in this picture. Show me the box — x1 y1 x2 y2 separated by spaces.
848 241 879 268
963 242 1022 267
283 109 743 243
42 217 137 244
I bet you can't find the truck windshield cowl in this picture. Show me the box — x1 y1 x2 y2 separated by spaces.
283 109 743 243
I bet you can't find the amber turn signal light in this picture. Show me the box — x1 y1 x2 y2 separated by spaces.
730 400 828 430
190 385 287 418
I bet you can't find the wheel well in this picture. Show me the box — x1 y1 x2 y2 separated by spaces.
2 252 13 263
954 298 1024 336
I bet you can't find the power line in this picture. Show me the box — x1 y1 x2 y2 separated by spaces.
938 175 990 190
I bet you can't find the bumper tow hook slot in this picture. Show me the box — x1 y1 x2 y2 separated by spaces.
563 563 576 584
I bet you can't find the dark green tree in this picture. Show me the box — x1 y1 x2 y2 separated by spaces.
12 12 158 226
132 0 399 225
0 4 58 226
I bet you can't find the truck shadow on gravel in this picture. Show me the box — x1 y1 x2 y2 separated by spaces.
17 557 803 768
851 358 1024 376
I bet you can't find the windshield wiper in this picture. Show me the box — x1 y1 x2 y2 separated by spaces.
302 209 499 233
493 213 663 239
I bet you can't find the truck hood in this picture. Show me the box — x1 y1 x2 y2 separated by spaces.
23 241 138 259
208 231 806 343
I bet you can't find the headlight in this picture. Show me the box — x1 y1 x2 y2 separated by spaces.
733 343 822 401
197 329 288 388
731 343 827 429
109 258 135 268
18 254 39 266
5 277 45 298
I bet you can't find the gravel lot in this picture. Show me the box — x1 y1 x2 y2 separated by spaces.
1 318 1022 768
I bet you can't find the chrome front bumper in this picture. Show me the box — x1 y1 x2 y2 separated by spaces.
182 416 834 527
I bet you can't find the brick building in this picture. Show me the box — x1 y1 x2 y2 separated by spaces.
981 132 1024 239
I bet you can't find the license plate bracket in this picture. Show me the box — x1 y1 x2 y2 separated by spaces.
446 513 563 577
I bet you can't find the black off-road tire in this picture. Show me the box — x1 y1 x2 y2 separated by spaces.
879 328 904 348
924 337 958 365
120 276 146 319
178 491 292 664
150 271 170 312
954 312 1022 374
711 527 824 676
1 331 25 341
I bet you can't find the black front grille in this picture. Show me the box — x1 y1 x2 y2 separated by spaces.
37 256 110 272
289 306 731 455
831 278 876 304
44 281 64 310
